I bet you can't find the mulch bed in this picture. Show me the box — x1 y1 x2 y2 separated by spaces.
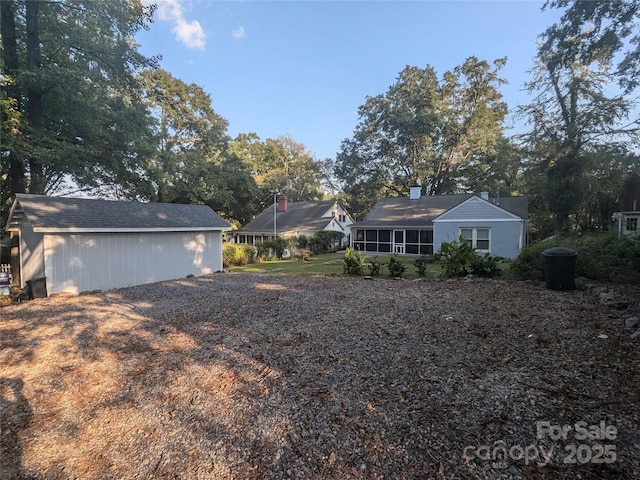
1 273 639 479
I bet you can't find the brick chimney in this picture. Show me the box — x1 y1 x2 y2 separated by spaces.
277 195 288 212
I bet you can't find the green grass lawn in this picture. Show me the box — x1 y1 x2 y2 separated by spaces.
229 252 446 279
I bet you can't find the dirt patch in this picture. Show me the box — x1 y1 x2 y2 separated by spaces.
1 274 639 479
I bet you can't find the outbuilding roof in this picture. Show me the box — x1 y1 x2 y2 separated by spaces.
6 194 230 232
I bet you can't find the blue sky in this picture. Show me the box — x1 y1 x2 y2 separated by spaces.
136 1 563 161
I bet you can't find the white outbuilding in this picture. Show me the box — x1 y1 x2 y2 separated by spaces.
5 194 230 296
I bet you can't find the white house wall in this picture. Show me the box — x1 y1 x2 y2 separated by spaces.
43 231 223 295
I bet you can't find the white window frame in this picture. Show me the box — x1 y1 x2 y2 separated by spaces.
460 227 490 253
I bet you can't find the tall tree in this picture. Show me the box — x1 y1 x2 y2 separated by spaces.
138 69 259 225
544 0 640 93
520 2 640 232
230 133 325 207
0 0 156 203
334 57 508 218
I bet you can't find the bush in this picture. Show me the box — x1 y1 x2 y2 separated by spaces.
222 243 255 267
510 240 556 281
470 253 504 278
511 232 640 284
435 236 477 277
367 258 383 276
295 248 313 261
414 256 434 277
387 256 406 278
343 247 366 275
310 231 345 254
255 238 288 261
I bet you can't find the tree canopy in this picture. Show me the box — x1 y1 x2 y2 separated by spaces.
333 57 510 218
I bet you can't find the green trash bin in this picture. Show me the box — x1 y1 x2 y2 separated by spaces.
542 247 577 290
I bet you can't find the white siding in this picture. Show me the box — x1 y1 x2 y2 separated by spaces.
19 222 45 286
43 231 223 295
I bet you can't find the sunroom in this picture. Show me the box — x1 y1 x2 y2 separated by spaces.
352 228 434 255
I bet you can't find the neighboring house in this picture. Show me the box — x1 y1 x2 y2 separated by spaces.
351 188 528 259
5 194 230 296
231 196 354 247
614 168 640 238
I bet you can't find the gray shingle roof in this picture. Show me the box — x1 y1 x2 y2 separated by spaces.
237 201 338 235
353 194 527 228
353 194 473 228
7 194 230 231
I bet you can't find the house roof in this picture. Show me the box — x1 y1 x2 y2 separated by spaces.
237 200 341 236
352 193 527 228
6 194 230 233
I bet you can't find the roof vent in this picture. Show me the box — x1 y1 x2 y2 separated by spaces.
409 186 421 200
480 192 489 200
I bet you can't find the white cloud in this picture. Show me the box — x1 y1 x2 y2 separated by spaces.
147 0 206 50
173 18 206 49
232 26 245 39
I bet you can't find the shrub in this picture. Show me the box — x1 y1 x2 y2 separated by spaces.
295 248 313 261
470 253 504 278
222 243 255 267
255 238 288 261
310 231 345 253
296 235 310 250
367 258 383 276
343 247 366 275
414 256 434 277
387 256 406 278
435 236 477 277
510 240 556 280
510 232 640 284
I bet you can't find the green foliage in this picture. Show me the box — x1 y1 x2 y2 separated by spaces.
222 243 255 267
511 233 640 284
342 248 367 276
387 256 406 278
310 231 345 254
296 235 310 249
367 259 383 277
414 256 434 277
1 0 157 201
334 56 508 216
469 253 504 278
255 238 288 261
435 236 478 277
510 240 556 281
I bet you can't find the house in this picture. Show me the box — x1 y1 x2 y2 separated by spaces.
232 196 354 247
614 168 640 238
5 194 230 296
350 188 528 259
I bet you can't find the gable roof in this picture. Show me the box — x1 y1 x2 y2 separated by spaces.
237 200 342 235
6 194 230 232
353 194 473 228
352 194 527 228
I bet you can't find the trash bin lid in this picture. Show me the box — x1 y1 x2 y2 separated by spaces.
542 247 577 257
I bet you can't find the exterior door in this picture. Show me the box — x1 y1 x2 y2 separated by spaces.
393 230 405 254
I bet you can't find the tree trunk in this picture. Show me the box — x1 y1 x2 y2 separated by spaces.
26 0 45 194
1 0 26 195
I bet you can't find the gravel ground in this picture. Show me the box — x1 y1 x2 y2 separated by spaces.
1 273 639 480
